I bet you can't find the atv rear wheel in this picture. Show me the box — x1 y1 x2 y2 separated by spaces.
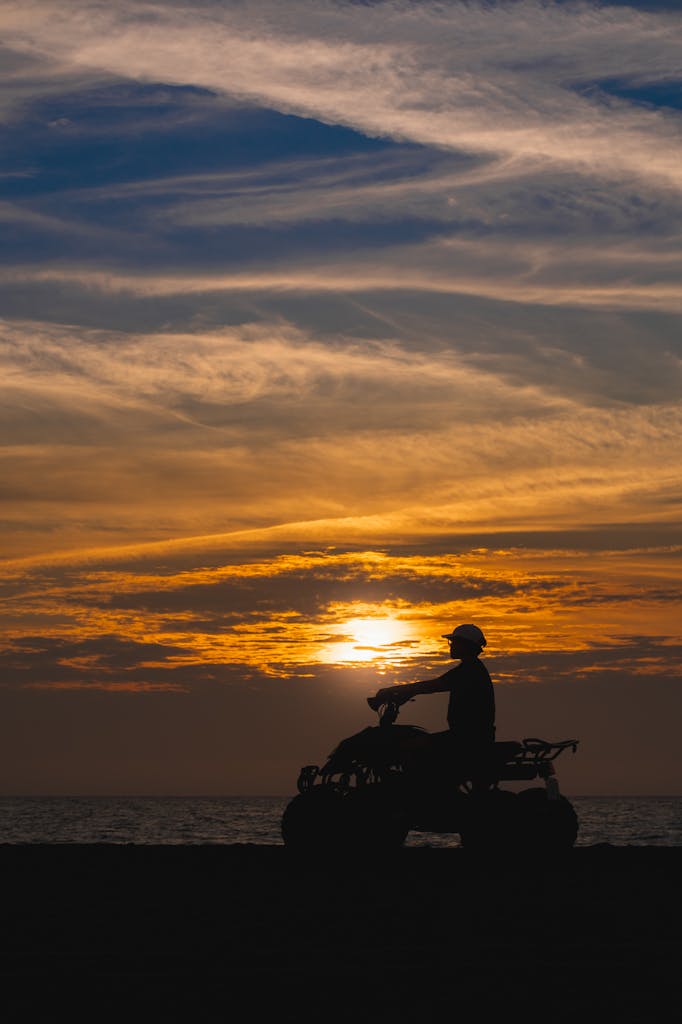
516 787 578 851
459 789 518 853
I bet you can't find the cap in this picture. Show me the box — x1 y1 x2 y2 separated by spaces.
442 623 487 648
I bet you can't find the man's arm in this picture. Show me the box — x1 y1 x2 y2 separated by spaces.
373 672 453 705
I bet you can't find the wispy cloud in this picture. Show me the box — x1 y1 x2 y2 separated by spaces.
2 1 680 324
2 316 681 559
4 243 681 313
2 0 681 188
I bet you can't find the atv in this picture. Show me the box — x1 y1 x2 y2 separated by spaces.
282 698 579 853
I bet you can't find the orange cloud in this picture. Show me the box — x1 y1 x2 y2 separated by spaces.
3 545 680 685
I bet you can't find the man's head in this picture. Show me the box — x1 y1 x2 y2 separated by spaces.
442 623 487 659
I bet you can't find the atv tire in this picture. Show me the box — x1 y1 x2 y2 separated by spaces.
516 787 578 851
459 789 518 854
281 786 348 852
281 784 408 853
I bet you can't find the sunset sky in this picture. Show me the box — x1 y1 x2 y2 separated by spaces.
1 0 680 795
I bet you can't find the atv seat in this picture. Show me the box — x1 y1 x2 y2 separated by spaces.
493 741 524 761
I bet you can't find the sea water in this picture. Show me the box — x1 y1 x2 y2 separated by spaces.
0 796 680 846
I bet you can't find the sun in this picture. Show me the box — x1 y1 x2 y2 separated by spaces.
346 617 403 649
330 616 408 664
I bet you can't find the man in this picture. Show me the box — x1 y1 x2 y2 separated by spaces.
370 623 495 774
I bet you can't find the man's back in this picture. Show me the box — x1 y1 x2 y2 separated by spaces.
442 658 495 743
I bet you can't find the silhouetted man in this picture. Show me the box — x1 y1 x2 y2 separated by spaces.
370 623 494 776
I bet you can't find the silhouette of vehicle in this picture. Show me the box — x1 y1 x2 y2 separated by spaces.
282 698 579 853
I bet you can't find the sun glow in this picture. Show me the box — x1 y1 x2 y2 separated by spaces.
324 615 416 666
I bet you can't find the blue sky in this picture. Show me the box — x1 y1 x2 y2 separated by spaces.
0 0 680 793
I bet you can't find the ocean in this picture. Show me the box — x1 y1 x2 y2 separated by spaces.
0 795 680 846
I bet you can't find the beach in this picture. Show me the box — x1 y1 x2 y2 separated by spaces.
1 845 679 1020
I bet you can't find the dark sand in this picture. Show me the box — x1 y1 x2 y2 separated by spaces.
1 845 680 1020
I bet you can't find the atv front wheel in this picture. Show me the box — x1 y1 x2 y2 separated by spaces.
281 786 348 852
281 784 408 853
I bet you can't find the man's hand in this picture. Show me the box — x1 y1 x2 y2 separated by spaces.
369 685 409 709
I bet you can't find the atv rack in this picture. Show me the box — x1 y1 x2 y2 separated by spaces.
500 738 579 781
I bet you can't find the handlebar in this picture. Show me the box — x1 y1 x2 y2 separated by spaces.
367 697 403 727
